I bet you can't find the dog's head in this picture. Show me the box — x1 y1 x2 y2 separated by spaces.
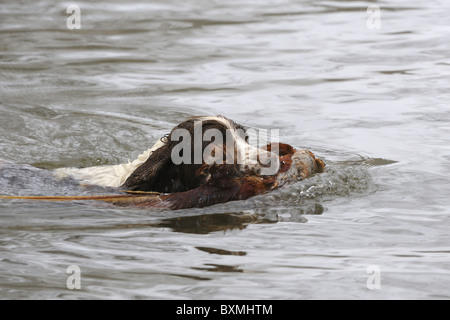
123 116 270 192
122 116 324 203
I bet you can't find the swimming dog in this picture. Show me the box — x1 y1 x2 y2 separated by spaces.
3 116 325 209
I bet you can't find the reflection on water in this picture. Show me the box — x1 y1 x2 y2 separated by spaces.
196 246 246 256
119 212 277 234
151 213 276 234
192 264 244 273
1 0 450 299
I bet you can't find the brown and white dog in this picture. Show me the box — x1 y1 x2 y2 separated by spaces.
9 116 325 210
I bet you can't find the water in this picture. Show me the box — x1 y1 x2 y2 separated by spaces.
1 0 449 299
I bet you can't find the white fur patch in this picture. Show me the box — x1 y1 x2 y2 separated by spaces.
53 139 165 188
196 115 280 175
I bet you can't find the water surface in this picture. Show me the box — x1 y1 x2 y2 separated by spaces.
1 0 449 299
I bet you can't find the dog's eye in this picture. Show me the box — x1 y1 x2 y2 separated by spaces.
235 127 248 141
233 121 254 144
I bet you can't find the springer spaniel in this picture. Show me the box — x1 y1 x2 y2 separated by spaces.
6 116 325 209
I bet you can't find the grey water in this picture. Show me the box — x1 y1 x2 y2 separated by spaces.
0 0 449 299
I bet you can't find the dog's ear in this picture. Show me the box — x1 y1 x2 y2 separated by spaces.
161 164 242 209
122 139 209 193
122 142 173 192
